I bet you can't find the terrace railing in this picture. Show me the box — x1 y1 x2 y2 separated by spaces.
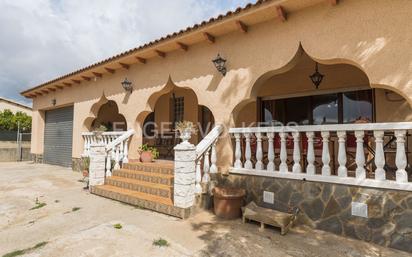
229 122 412 191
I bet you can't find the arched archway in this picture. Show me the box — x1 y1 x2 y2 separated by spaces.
84 100 127 131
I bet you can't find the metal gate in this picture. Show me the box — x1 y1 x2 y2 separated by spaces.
44 106 74 167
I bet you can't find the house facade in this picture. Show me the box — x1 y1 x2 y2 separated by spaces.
21 0 412 252
0 97 32 115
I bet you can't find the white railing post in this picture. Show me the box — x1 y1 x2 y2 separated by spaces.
244 133 253 169
306 132 315 175
114 145 120 170
195 157 202 194
292 132 301 173
106 150 112 176
210 141 218 174
279 132 288 173
337 131 347 177
122 140 129 163
234 133 242 168
202 151 210 183
355 130 366 180
267 132 275 172
321 131 331 176
374 130 385 181
255 132 264 170
395 130 408 183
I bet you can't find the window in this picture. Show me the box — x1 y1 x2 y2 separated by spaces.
261 89 373 125
173 97 184 124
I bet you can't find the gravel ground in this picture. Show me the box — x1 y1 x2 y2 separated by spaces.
0 162 410 257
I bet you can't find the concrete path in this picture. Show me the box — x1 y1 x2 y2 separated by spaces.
0 162 410 257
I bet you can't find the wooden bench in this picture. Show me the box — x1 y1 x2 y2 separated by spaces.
242 201 299 235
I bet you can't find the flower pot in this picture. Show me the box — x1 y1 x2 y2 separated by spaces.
213 187 246 219
179 129 192 143
82 170 89 177
140 151 153 163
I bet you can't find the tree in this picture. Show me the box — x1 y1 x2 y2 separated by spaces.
0 109 32 132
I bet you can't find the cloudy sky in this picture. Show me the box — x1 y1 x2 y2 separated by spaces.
0 0 253 106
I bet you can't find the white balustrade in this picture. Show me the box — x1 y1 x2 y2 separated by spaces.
229 122 412 192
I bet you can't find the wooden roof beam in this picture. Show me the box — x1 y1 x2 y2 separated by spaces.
236 20 248 33
92 72 103 78
47 87 56 92
63 82 72 87
72 79 81 84
35 92 43 96
28 94 37 98
155 50 166 58
55 85 64 90
41 89 49 94
119 63 130 70
276 6 287 22
105 67 115 74
329 0 339 5
203 32 215 43
136 57 147 64
177 42 189 51
81 76 91 81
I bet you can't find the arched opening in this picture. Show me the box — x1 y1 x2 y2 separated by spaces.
90 100 127 131
234 51 412 179
139 82 215 160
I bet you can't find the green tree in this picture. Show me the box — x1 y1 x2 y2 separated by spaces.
0 109 31 132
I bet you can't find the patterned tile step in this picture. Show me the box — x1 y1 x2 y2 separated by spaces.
112 169 174 186
122 161 174 176
91 185 190 219
106 176 173 198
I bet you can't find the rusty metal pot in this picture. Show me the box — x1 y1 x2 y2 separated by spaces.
213 187 246 219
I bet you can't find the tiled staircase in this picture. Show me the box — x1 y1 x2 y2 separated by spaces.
90 161 191 218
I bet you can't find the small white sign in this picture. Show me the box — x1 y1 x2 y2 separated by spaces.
351 202 368 218
263 191 274 204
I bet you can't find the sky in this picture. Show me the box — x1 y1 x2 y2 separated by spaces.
0 0 253 106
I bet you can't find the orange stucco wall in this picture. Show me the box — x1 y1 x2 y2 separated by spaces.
29 0 412 170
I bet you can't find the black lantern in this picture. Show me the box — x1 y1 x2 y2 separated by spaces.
51 99 56 106
309 62 324 89
121 78 133 92
212 54 227 76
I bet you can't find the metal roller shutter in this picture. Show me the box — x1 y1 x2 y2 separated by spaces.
44 106 74 167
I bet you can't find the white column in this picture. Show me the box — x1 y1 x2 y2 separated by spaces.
355 130 366 180
292 132 301 173
279 132 288 173
202 150 210 183
195 157 202 194
106 150 112 176
395 130 408 183
89 142 106 188
374 130 386 181
337 131 347 177
267 132 275 172
306 132 315 175
174 141 196 208
234 133 242 168
114 145 120 170
255 133 264 170
321 131 331 176
83 135 88 156
244 133 253 169
122 140 129 163
210 141 218 174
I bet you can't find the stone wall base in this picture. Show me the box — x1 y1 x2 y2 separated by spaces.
31 154 43 163
217 173 412 253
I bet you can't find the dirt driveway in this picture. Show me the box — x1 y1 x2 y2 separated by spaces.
0 162 410 257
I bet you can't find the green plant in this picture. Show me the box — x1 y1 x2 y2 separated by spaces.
175 120 197 135
82 157 90 171
29 198 46 210
0 109 32 132
138 144 159 159
72 207 81 212
113 223 122 229
152 238 169 247
2 241 47 257
94 124 108 132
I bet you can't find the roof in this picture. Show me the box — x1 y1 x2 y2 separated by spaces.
0 97 32 110
20 0 327 97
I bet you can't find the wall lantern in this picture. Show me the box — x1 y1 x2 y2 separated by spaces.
212 54 227 76
309 62 324 89
121 78 133 93
51 99 56 106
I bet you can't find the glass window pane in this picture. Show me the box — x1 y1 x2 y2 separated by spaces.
285 97 310 125
312 94 338 124
343 90 372 123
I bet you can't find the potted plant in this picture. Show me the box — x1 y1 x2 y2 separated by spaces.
93 124 108 139
82 156 90 178
138 144 159 163
175 121 197 143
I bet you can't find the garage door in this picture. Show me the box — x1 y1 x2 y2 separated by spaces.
44 106 74 167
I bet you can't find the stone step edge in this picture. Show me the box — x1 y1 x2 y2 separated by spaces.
112 170 174 186
91 186 190 219
106 177 173 199
123 163 174 175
